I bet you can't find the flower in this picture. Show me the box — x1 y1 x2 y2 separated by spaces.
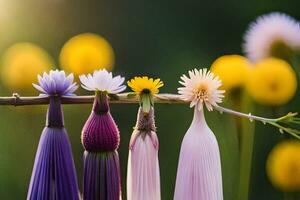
127 76 164 95
210 55 251 91
60 33 115 76
27 71 79 199
178 68 225 111
246 58 297 106
79 69 126 93
81 88 122 199
1 42 54 93
243 12 300 61
33 70 78 96
174 106 223 199
127 107 160 200
267 140 300 192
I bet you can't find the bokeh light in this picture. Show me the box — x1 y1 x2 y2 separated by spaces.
246 58 297 106
267 140 300 192
0 42 54 93
210 55 251 92
59 33 115 76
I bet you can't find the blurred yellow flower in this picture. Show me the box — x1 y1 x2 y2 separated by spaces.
1 42 53 93
210 55 251 91
59 33 114 76
246 58 297 106
127 76 164 95
267 140 300 192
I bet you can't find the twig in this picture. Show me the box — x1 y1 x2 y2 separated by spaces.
1 93 299 138
0 93 185 106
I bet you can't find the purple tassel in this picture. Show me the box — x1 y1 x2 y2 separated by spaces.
81 92 121 200
27 97 79 200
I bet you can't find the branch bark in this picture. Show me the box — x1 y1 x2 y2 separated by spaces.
0 93 186 106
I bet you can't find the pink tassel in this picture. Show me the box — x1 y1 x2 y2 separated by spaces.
174 108 223 200
127 107 161 200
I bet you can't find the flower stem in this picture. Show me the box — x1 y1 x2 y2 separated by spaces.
238 94 255 200
214 105 300 139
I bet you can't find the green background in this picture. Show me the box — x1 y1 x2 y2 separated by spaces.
0 0 299 199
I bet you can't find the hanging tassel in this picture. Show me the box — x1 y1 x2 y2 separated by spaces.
127 107 160 200
174 108 223 200
79 69 126 200
28 70 79 200
175 68 225 200
127 76 163 200
81 92 121 200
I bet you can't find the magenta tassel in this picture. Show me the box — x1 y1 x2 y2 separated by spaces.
81 92 121 200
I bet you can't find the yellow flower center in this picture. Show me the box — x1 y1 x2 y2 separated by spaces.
197 83 209 101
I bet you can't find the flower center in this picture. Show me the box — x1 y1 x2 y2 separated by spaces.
142 88 151 94
270 40 292 60
197 83 209 101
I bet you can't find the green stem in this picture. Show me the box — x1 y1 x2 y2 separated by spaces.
238 93 255 200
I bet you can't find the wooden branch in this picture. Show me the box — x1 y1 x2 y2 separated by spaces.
0 93 186 106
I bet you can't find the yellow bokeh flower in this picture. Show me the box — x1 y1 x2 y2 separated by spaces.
127 76 164 95
59 33 114 76
246 58 297 106
267 140 300 192
1 42 53 92
210 55 251 91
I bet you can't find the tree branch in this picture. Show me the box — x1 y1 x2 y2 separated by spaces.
0 93 185 106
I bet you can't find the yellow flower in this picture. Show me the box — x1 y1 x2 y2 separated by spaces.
127 76 164 95
59 33 114 76
210 55 251 91
1 42 53 93
246 58 297 106
267 140 300 192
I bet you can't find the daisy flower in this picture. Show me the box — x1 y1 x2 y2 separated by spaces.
33 69 78 96
178 68 225 111
128 76 164 113
127 76 163 95
27 70 79 200
79 69 126 93
243 12 300 61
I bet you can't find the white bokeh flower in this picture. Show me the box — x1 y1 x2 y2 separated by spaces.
243 12 300 61
178 68 225 111
33 70 78 96
79 69 126 93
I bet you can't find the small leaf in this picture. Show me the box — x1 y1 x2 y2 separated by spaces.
127 92 137 99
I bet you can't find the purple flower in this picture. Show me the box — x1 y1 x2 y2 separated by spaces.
27 70 79 200
127 107 160 200
33 70 78 96
81 92 121 200
174 108 223 200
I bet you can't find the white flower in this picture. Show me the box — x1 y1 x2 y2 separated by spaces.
178 68 225 111
243 12 300 61
79 69 126 93
33 70 78 96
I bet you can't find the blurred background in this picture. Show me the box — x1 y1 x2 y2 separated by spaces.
0 0 300 199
